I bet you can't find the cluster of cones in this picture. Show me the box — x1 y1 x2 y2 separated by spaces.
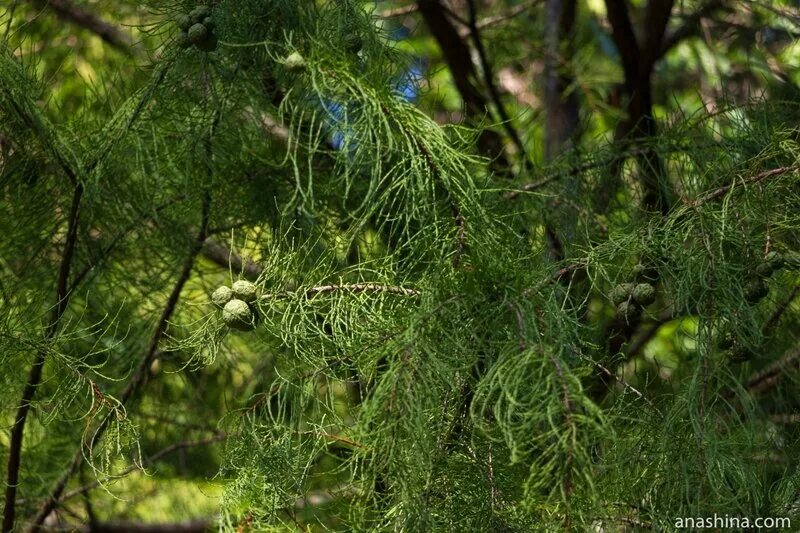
212 280 258 331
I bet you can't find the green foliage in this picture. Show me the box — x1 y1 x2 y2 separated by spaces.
2 0 800 531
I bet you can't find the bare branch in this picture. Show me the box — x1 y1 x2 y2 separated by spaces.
746 345 800 395
379 4 418 18
79 519 212 533
260 283 420 301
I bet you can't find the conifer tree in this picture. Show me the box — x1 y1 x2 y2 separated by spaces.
2 1 800 531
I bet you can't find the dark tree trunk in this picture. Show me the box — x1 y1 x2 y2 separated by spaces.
544 0 580 161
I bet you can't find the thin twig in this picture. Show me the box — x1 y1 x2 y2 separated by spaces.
260 283 420 301
465 0 528 161
587 359 658 411
70 195 186 292
459 0 542 38
692 165 800 206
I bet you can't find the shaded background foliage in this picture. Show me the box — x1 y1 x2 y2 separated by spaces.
2 0 800 531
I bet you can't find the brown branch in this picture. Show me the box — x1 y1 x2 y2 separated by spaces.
80 520 212 533
589 358 657 410
416 0 508 170
625 309 674 358
763 285 800 334
692 165 800 206
746 344 800 396
771 413 800 424
30 0 135 53
505 146 661 199
380 4 418 17
640 0 677 68
417 0 485 115
304 283 419 298
603 0 641 87
2 183 83 533
201 239 263 281
458 0 542 38
260 283 420 300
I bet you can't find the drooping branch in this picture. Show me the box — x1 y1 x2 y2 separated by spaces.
57 434 228 505
2 183 83 533
32 182 214 531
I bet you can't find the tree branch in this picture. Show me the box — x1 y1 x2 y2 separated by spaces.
416 0 508 170
746 344 800 396
692 165 800 206
80 520 212 533
30 0 135 53
640 0 676 69
465 0 528 160
200 239 263 281
658 1 728 60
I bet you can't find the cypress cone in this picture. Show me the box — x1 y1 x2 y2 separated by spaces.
232 280 257 303
632 283 655 306
616 300 641 323
223 299 255 331
211 286 233 308
745 278 769 303
610 283 635 305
